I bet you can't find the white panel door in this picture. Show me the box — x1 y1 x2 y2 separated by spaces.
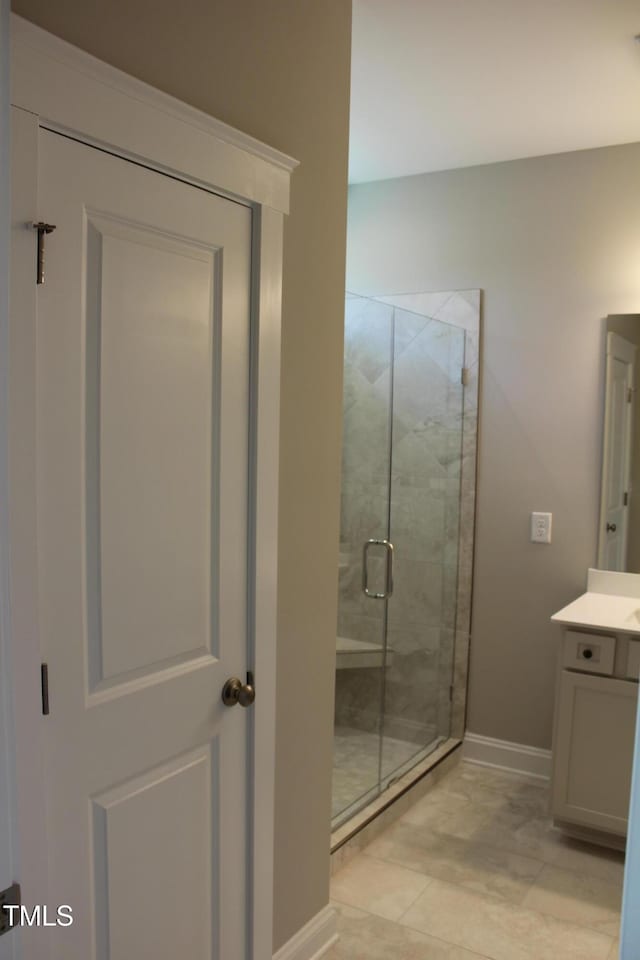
599 332 636 571
35 129 252 959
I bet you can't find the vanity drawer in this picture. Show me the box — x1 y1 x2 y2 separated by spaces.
627 641 640 681
562 630 616 675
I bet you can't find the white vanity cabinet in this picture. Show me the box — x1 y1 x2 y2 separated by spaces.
551 571 640 847
552 634 638 839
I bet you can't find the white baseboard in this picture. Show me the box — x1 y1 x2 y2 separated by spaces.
273 906 338 960
463 732 552 781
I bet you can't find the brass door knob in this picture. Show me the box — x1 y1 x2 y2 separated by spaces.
222 676 256 708
606 522 617 533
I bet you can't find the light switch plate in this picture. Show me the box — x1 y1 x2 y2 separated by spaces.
531 511 552 544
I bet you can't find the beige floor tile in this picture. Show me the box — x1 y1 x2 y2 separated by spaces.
464 801 566 862
327 901 491 960
400 763 624 881
401 768 562 862
400 786 499 840
336 763 624 960
548 836 626 887
440 763 549 806
366 819 544 903
400 878 614 960
496 787 550 819
330 853 431 921
466 762 547 787
522 863 622 937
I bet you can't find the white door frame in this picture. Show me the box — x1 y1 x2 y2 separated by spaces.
0 4 18 960
7 15 296 959
598 331 636 570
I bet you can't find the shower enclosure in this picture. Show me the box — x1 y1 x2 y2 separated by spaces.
333 290 479 830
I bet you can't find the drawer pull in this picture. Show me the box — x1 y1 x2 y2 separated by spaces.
563 631 615 675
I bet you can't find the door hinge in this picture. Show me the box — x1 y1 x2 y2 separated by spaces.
461 367 470 387
624 491 629 506
449 684 454 702
41 662 50 716
32 222 57 285
0 883 21 936
629 387 634 404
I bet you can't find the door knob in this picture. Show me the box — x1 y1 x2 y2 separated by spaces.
222 675 255 708
606 522 617 533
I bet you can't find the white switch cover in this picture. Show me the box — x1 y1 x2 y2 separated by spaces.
531 512 552 544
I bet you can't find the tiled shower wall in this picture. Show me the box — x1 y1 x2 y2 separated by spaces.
335 291 480 753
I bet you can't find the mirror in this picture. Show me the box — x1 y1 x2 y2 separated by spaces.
598 315 640 571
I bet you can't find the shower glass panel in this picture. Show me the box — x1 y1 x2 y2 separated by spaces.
333 294 393 823
333 291 471 830
381 307 464 783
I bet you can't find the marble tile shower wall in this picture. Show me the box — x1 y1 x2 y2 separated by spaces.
337 297 393 733
336 292 479 752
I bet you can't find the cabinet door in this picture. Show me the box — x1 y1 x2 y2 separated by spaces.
552 670 638 835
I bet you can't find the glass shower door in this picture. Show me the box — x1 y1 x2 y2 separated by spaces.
333 294 393 826
381 307 466 782
333 293 469 830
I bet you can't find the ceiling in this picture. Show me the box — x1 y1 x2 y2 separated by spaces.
349 0 640 183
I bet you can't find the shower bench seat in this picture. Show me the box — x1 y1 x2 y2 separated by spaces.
336 636 394 670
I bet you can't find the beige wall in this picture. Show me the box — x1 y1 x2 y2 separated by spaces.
11 0 351 949
347 143 640 750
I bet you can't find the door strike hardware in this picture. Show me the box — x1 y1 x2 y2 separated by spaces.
0 883 21 936
41 662 50 716
461 367 470 386
32 221 57 285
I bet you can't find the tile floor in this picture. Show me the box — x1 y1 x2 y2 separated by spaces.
327 761 623 959
333 726 442 822
333 727 425 821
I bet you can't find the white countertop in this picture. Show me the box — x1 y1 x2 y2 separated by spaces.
551 568 640 635
551 591 640 635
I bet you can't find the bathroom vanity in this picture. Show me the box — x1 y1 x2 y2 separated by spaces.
551 569 640 847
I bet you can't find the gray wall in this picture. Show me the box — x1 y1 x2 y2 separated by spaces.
11 0 352 950
347 143 640 750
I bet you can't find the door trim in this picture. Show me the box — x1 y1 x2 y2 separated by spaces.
0 6 18 959
11 15 297 213
8 15 295 960
598 330 636 570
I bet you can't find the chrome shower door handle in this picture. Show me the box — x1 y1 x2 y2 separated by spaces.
384 539 394 597
362 539 394 599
